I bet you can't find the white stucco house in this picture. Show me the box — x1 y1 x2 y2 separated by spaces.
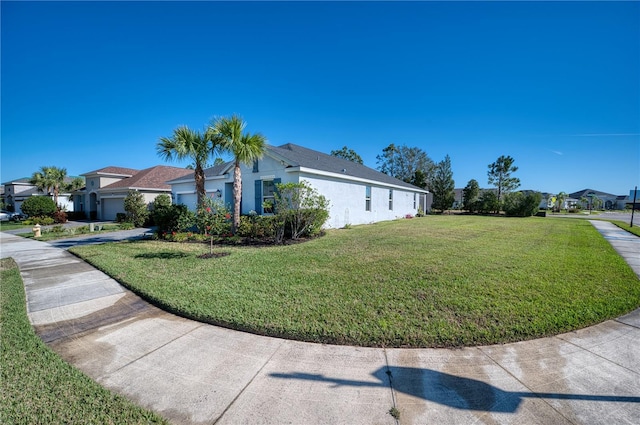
74 165 193 220
2 177 76 214
168 143 429 228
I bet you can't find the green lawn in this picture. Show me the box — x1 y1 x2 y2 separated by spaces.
0 258 168 425
0 221 31 232
70 216 640 348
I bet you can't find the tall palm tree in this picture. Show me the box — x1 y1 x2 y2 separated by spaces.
157 125 221 207
30 166 68 205
211 115 266 233
556 191 568 212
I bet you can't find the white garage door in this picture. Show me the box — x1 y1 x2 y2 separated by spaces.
177 193 197 211
102 198 124 221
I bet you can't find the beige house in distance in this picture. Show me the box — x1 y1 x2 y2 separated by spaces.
74 165 192 220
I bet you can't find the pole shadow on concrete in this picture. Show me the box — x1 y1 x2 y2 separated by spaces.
271 367 640 413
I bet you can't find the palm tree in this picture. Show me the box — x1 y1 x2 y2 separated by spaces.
30 166 68 205
556 191 568 212
211 115 266 233
157 125 221 207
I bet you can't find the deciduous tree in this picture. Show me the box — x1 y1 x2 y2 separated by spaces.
330 146 363 164
376 144 435 188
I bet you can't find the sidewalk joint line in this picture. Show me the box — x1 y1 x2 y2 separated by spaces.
478 346 579 425
108 323 205 375
212 339 286 425
383 348 400 425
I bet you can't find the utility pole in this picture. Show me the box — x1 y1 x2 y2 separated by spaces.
631 186 637 228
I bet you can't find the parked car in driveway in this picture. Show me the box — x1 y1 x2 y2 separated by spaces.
0 210 25 222
1 210 14 221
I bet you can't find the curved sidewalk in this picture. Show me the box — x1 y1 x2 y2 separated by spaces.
1 223 639 425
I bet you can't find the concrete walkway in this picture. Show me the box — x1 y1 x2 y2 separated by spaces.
1 222 639 425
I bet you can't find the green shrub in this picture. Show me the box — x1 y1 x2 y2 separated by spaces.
123 190 149 227
153 204 194 234
24 216 55 226
50 225 65 233
476 191 500 214
21 196 56 218
504 192 543 217
274 182 330 244
196 196 232 236
115 213 127 223
236 213 276 240
118 222 134 230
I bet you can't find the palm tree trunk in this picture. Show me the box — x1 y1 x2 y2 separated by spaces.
233 161 242 233
195 165 205 207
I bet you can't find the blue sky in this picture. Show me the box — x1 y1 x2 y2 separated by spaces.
2 1 638 196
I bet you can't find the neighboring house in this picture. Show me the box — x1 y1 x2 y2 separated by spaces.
74 165 193 220
1 177 76 213
168 143 429 228
569 188 621 210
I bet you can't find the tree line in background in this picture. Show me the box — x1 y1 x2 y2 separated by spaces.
333 145 544 217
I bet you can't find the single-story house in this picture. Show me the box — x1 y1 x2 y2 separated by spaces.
74 165 193 220
1 177 77 213
168 143 429 228
569 189 622 210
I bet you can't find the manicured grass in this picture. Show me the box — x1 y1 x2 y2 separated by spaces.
0 222 31 231
0 258 168 425
17 223 133 242
70 216 640 348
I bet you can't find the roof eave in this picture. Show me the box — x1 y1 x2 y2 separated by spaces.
288 167 428 193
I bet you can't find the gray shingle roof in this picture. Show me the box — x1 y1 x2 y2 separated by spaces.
569 188 619 199
168 144 426 191
268 143 425 191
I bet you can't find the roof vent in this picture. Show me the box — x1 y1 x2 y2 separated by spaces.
342 168 347 173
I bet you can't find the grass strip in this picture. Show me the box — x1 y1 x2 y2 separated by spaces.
608 220 640 237
0 258 168 425
70 216 640 348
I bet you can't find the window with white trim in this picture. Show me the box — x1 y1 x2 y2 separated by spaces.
365 186 371 211
262 180 275 213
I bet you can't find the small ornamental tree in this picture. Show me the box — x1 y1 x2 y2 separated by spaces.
196 196 232 236
273 181 330 244
196 196 232 254
123 190 149 227
20 196 57 218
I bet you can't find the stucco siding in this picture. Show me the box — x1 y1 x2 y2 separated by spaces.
300 173 418 228
170 149 424 228
239 159 298 214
